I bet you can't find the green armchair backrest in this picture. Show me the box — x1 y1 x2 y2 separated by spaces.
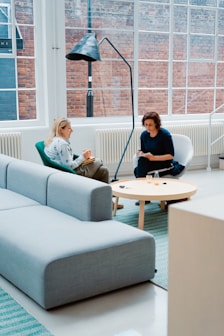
35 141 76 174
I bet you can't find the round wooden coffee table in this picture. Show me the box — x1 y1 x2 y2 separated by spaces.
111 178 197 230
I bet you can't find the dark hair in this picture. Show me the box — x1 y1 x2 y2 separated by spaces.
142 111 161 130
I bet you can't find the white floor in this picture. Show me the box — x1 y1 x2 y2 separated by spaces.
1 168 224 336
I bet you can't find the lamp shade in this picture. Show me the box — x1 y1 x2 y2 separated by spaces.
66 33 101 62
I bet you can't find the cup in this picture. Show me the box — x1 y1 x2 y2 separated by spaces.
146 174 152 183
154 171 160 185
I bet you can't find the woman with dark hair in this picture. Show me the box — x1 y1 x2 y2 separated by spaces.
134 111 175 178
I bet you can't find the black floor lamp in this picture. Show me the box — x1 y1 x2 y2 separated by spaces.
66 33 135 182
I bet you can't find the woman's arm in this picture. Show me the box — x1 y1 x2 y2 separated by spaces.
143 153 174 161
140 129 174 161
58 141 85 169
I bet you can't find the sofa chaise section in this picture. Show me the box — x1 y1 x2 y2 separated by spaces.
0 205 155 309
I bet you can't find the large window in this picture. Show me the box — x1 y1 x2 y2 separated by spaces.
0 0 224 124
65 0 224 118
138 0 224 115
0 0 36 122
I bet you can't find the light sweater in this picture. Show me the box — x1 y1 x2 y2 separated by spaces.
44 137 84 169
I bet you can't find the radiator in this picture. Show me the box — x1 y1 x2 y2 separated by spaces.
95 122 224 173
0 132 22 159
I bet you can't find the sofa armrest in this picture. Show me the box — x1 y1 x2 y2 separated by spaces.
47 172 112 221
0 154 16 188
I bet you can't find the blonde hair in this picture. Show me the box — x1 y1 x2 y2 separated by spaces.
45 118 70 146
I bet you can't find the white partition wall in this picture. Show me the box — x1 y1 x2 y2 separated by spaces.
168 195 224 336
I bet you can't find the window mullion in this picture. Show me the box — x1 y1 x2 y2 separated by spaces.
168 0 174 116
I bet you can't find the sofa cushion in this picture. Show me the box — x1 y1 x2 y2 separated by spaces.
0 189 40 210
47 172 112 221
0 205 155 309
6 159 57 205
0 154 16 188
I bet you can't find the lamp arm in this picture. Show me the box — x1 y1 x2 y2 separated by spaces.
98 37 135 182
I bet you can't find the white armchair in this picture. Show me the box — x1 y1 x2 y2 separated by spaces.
133 134 194 178
169 134 193 177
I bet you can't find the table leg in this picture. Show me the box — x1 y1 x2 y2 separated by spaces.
160 201 166 210
138 200 145 230
113 196 119 216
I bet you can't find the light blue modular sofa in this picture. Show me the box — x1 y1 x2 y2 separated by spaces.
0 154 156 309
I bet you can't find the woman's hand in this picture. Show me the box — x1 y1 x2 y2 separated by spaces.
137 150 154 159
83 149 92 160
143 152 153 160
137 150 144 156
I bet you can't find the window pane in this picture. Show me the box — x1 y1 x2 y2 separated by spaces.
216 89 224 110
218 9 224 34
190 8 216 34
0 58 16 88
173 62 187 87
187 89 214 113
0 3 12 55
0 0 36 122
174 0 188 4
65 0 134 30
190 35 215 60
139 3 170 32
172 89 186 114
0 91 17 120
219 0 224 8
139 33 169 60
18 90 36 119
16 25 34 57
139 61 168 88
15 0 33 24
218 36 224 61
174 5 187 33
188 63 215 87
216 63 224 87
138 89 168 115
173 35 187 60
17 58 35 88
190 0 217 6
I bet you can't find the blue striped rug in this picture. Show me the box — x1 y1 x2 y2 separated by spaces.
0 287 53 336
113 199 168 289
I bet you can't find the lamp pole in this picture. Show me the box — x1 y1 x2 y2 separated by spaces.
87 0 93 117
66 33 135 181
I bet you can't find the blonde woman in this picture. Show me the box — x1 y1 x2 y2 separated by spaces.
44 118 108 182
44 118 123 209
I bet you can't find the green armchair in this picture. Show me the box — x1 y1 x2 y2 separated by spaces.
35 141 76 174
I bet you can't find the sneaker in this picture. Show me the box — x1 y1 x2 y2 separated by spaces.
165 198 188 209
112 202 124 210
135 200 151 206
